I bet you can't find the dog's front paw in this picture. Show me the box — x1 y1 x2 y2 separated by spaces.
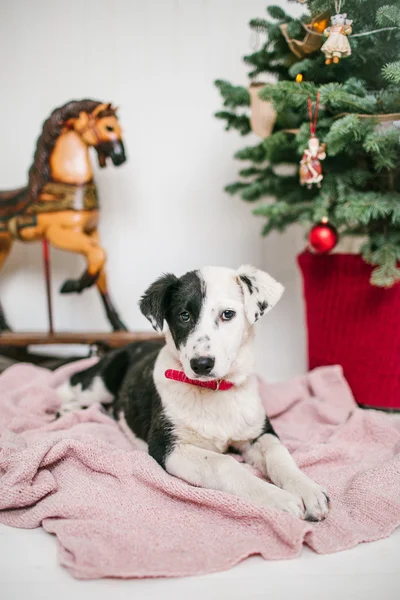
255 486 305 519
289 477 330 522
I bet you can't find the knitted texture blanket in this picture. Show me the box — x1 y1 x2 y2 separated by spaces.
0 360 399 580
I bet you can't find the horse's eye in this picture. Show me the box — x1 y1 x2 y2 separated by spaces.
106 125 114 132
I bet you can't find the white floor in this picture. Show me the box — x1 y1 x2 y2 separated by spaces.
1 523 399 600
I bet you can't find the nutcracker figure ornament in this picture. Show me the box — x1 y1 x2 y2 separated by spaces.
299 93 326 189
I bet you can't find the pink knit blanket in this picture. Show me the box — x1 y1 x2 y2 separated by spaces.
1 360 399 580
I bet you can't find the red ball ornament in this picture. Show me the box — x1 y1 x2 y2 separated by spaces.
308 221 338 253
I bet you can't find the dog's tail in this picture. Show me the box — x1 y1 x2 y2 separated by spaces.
56 345 133 415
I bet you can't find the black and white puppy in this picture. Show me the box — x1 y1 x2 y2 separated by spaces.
58 265 329 521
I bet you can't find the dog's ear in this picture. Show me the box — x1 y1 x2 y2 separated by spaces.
139 273 178 332
237 265 284 324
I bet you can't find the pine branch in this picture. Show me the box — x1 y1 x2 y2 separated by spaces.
224 182 249 195
241 181 271 201
370 264 400 287
285 20 304 38
259 81 317 111
266 6 289 21
382 61 400 83
214 80 250 108
263 131 298 163
254 200 303 217
256 201 314 235
376 5 400 27
249 19 282 43
319 83 376 114
342 78 368 98
249 18 270 32
363 128 400 171
324 115 373 156
376 86 400 112
361 235 400 287
234 143 267 163
288 59 314 78
214 111 251 135
335 192 400 225
239 166 265 177
311 193 333 223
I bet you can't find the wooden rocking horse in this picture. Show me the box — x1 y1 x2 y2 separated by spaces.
0 99 128 333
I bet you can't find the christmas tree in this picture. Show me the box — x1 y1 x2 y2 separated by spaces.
215 0 400 286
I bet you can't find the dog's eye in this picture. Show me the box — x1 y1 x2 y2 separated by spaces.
221 310 236 321
180 311 191 323
106 125 114 132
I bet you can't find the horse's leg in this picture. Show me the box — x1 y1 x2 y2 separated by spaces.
45 225 105 294
89 230 128 331
97 269 128 331
0 234 13 331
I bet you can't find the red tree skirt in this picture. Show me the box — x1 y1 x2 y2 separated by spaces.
298 251 400 410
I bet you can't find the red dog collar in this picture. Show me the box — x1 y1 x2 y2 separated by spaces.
164 369 234 391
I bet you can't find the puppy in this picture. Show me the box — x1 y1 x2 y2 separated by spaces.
58 265 329 521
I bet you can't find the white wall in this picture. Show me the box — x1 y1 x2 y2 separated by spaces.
0 0 306 381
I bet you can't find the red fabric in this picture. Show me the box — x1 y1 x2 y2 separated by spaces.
298 251 400 410
164 369 234 391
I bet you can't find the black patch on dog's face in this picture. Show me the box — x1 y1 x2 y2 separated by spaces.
139 273 179 331
165 271 205 349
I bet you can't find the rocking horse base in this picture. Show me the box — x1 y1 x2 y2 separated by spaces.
0 331 161 349
0 331 163 372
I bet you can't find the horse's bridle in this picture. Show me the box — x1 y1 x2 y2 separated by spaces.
76 113 103 145
69 112 109 167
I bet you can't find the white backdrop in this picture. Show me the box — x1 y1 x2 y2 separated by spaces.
0 0 306 380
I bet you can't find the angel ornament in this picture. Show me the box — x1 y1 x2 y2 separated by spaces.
300 136 326 188
321 12 352 65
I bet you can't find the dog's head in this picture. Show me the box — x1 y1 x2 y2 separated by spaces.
139 265 283 382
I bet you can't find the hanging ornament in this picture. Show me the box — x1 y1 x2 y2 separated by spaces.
280 12 330 59
299 93 326 188
248 83 277 139
309 218 338 253
321 1 353 64
295 73 304 83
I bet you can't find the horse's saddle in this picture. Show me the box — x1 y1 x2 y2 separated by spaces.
0 182 99 233
0 187 29 221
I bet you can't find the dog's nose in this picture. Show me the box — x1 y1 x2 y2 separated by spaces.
190 356 215 376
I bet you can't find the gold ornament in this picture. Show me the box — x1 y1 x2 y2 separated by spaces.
280 12 330 59
248 83 277 138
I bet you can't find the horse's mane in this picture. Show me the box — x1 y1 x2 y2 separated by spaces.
27 99 113 204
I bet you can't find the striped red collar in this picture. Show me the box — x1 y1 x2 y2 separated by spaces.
164 369 234 391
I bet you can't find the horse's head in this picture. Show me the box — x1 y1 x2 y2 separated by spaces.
65 103 127 168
